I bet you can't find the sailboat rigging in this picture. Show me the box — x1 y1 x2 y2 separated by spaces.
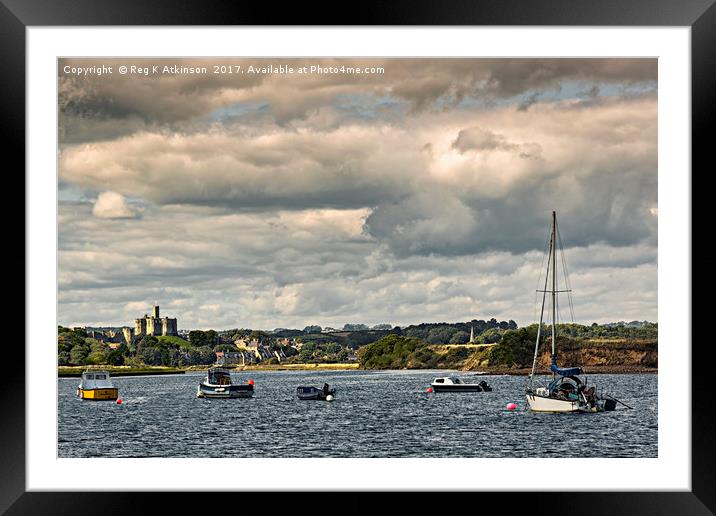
526 211 618 413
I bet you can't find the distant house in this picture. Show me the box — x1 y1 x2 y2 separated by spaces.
215 351 245 366
234 338 260 349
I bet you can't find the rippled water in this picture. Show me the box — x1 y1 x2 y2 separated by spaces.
58 370 657 458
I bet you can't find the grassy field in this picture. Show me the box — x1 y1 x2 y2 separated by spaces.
156 335 192 349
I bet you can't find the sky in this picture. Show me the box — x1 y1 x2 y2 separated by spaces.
58 58 657 330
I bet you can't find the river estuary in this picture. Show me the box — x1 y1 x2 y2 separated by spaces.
59 369 657 458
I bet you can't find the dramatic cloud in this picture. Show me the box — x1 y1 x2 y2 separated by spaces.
57 58 658 328
59 58 657 141
92 191 141 219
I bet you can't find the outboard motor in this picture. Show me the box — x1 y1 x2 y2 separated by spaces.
478 380 492 392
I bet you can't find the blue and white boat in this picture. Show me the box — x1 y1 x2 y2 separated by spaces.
296 383 336 401
197 367 254 398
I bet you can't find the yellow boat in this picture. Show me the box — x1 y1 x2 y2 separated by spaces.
77 370 119 401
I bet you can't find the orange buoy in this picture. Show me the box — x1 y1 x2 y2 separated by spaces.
116 398 123 405
248 379 255 386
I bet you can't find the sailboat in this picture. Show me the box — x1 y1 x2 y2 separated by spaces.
525 211 618 413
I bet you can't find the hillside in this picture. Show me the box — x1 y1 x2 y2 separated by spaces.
359 330 658 373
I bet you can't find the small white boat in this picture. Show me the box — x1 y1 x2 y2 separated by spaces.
431 377 492 392
77 370 118 401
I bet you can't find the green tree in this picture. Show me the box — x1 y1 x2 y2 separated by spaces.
106 349 125 366
141 346 163 365
69 344 90 365
205 330 218 347
249 330 266 341
449 331 470 344
426 326 456 344
477 328 504 344
359 335 426 369
188 330 208 347
488 326 538 367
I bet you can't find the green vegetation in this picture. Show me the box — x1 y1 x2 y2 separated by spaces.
284 340 352 364
357 335 478 369
359 323 658 371
487 326 538 367
58 327 127 366
561 322 658 340
157 335 192 349
59 320 657 371
399 319 517 343
58 326 217 368
58 366 185 377
358 335 427 369
188 329 218 347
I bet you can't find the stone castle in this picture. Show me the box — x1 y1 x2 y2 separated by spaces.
134 305 178 337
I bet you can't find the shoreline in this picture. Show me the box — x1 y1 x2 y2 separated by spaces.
58 366 187 378
231 363 360 371
468 365 658 376
58 363 656 377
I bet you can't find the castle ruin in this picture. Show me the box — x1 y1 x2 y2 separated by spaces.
134 305 178 337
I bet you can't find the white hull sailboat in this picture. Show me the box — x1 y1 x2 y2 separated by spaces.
525 211 617 414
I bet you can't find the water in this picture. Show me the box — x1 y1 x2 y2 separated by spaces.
58 370 657 458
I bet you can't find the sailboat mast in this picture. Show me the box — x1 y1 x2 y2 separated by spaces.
551 211 557 376
529 215 553 384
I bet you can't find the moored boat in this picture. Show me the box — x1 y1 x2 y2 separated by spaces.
297 383 336 401
431 377 492 392
197 367 254 398
77 370 119 400
525 211 618 413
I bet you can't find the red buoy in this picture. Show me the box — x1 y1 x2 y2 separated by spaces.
116 398 123 405
248 379 255 386
426 387 433 393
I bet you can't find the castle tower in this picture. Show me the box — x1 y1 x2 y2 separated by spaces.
135 317 147 336
153 305 160 318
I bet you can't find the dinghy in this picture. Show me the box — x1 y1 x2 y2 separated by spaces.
296 383 336 401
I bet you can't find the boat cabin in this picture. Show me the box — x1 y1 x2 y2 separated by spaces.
432 377 463 385
206 368 232 386
79 371 115 390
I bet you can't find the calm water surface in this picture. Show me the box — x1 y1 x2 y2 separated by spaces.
58 370 657 458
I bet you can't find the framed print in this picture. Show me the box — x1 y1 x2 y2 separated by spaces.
4 0 714 513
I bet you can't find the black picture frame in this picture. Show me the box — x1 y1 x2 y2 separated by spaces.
4 1 713 514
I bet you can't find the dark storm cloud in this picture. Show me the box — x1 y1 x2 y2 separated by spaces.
60 92 656 256
59 58 657 143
